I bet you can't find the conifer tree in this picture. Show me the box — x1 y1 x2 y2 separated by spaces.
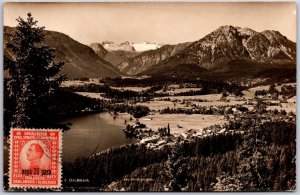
167 123 170 136
167 141 191 191
4 13 65 129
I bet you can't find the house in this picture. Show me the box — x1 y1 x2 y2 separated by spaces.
140 136 159 144
180 133 188 139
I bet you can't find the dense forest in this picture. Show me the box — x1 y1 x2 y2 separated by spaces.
159 105 248 115
58 110 295 191
250 68 296 87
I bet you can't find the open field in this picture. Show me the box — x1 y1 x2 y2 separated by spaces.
155 94 222 101
137 100 188 111
75 92 110 100
116 113 224 134
111 86 151 92
61 79 102 87
155 87 201 95
138 99 246 111
140 114 224 134
242 85 270 98
189 100 246 107
267 101 296 113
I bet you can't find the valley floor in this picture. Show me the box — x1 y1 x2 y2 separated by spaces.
54 78 296 192
61 79 296 142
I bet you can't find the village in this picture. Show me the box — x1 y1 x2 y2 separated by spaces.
115 81 296 150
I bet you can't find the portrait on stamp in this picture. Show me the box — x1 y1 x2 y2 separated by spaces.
9 129 62 189
20 141 50 171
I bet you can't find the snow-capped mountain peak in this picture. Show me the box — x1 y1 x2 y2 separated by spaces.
101 41 135 52
100 41 163 52
132 42 162 52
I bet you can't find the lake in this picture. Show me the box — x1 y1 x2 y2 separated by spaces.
59 112 137 162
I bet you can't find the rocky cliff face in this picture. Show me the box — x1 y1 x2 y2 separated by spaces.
89 43 108 59
260 30 296 60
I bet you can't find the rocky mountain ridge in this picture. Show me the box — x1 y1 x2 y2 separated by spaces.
139 25 296 76
117 42 191 75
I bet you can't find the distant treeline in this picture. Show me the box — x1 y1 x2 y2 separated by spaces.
255 84 296 99
64 78 245 99
108 104 150 118
46 90 150 119
250 68 296 87
159 105 248 115
62 84 153 102
101 77 245 96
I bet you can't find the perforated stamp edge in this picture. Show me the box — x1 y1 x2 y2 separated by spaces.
8 128 63 191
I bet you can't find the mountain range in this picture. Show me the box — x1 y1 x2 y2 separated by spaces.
100 41 163 52
4 25 296 80
89 41 164 69
138 25 296 76
117 42 191 75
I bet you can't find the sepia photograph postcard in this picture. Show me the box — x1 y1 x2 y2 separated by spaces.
3 2 296 192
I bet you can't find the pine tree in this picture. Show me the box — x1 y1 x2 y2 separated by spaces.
4 13 65 129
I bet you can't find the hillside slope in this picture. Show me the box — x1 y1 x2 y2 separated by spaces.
4 26 122 79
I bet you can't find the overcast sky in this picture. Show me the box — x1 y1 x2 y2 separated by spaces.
4 2 296 45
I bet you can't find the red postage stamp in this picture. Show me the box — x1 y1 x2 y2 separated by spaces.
9 129 62 189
